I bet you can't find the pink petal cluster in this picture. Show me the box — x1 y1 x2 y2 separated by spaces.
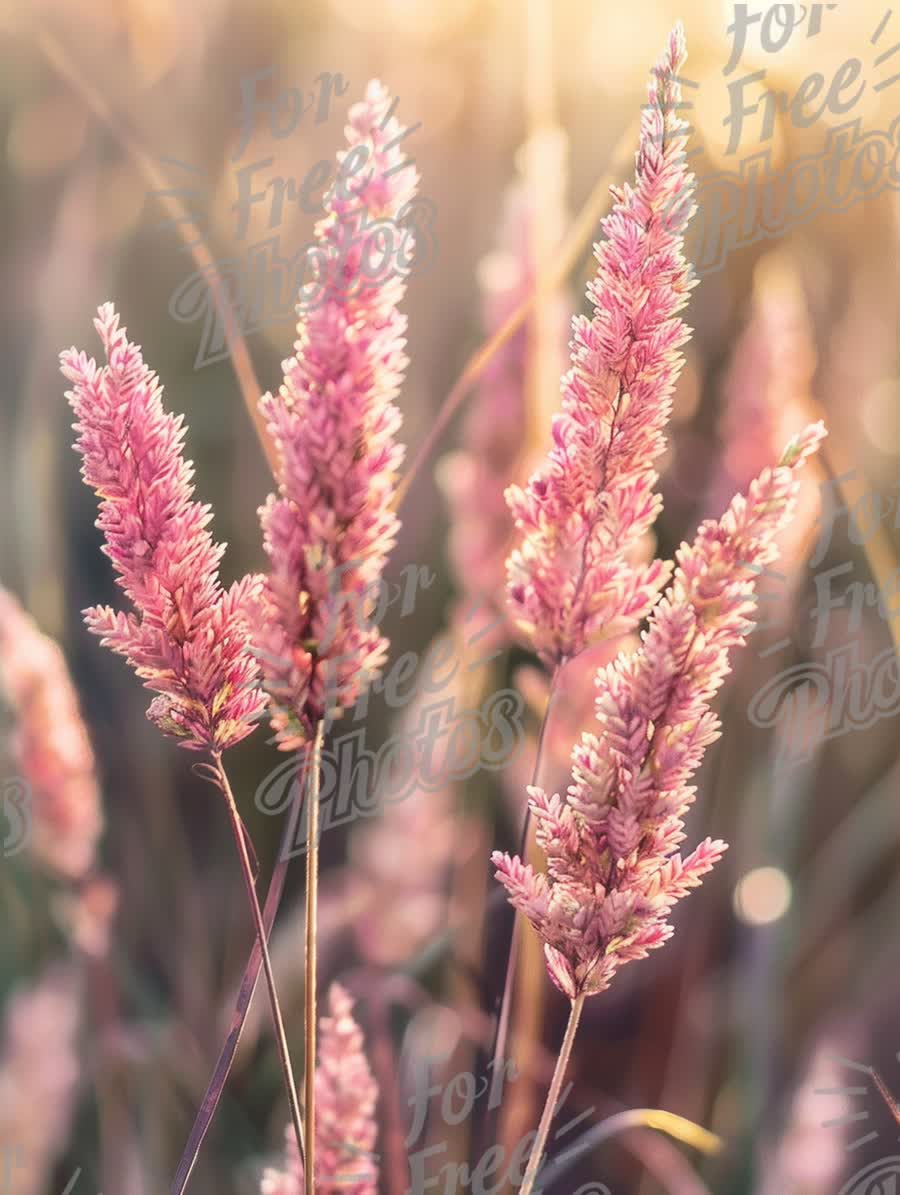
505 25 697 667
60 304 266 753
257 80 417 748
494 423 826 1000
0 587 103 879
261 983 378 1195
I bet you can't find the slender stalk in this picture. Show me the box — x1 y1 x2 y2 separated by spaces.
211 755 306 1172
519 994 586 1195
369 983 410 1195
171 747 311 1195
871 1067 900 1126
498 904 545 1191
485 667 561 1111
304 721 325 1194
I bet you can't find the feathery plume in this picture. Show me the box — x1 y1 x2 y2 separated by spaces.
261 983 379 1195
494 423 826 1000
256 80 418 749
63 309 307 1169
60 304 266 753
0 967 81 1195
505 25 697 666
0 587 102 878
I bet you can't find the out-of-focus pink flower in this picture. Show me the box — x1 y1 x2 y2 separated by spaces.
0 966 81 1195
54 873 119 959
439 142 570 609
256 80 417 749
707 253 819 519
347 641 477 967
262 983 378 1195
756 1035 858 1195
438 185 533 605
312 983 379 1193
0 587 102 878
60 304 266 753
706 254 825 658
505 25 697 667
494 424 826 999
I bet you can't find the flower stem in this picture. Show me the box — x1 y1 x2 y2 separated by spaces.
171 746 311 1195
212 755 305 1172
871 1067 900 1127
519 994 585 1195
304 721 325 1195
483 666 561 1134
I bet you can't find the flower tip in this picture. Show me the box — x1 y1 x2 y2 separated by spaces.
365 78 389 101
662 21 688 73
778 420 827 468
491 850 518 880
326 980 353 1015
93 302 120 341
59 348 79 379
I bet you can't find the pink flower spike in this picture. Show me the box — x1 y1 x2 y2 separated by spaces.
61 304 266 753
257 79 417 747
262 983 379 1195
495 421 826 999
0 587 103 879
505 24 697 666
